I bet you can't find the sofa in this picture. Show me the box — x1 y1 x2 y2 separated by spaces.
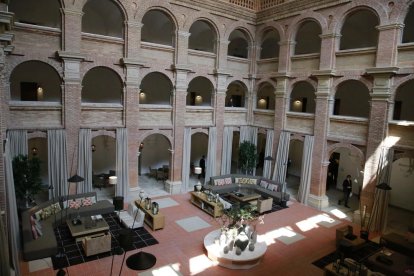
117 202 145 229
21 191 114 261
205 174 290 204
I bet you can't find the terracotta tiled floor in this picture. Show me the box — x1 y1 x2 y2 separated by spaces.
20 193 354 276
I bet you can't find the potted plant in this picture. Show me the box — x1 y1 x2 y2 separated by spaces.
12 154 42 208
239 141 258 175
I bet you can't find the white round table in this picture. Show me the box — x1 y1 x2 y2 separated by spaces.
204 229 267 269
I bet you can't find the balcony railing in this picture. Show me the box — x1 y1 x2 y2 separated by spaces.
225 0 287 11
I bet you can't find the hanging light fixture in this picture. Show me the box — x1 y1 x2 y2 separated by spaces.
31 147 38 156
91 144 96 152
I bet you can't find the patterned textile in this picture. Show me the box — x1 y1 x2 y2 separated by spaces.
224 177 232 184
267 184 278 192
236 178 257 185
81 197 93 206
260 180 269 188
68 199 81 209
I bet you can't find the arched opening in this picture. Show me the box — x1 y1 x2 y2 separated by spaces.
190 132 209 188
393 80 414 121
289 82 316 113
82 67 123 104
390 157 414 212
294 20 321 55
186 77 214 106
402 4 414 43
256 83 275 110
142 10 175 46
286 139 303 198
340 9 379 50
28 137 49 202
334 80 370 118
225 81 247 108
10 61 61 102
260 28 280 59
9 0 61 28
228 29 249 58
139 72 173 105
82 0 124 38
189 20 216 53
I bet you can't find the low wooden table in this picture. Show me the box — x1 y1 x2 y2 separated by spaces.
190 191 223 217
66 216 109 242
135 200 165 231
228 191 261 203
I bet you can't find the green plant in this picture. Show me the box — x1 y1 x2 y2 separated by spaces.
239 141 258 175
12 154 42 205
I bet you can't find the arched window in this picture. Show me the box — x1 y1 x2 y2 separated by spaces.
140 72 173 105
340 10 379 50
402 5 414 43
256 83 275 110
142 10 175 46
82 67 122 104
189 20 216 53
290 82 316 113
334 80 370 118
260 29 280 59
294 20 321 55
82 0 124 38
10 61 61 102
225 81 246 108
9 0 61 28
393 80 414 121
228 29 249 58
186 77 213 106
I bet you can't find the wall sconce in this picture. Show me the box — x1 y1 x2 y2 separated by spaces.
294 100 301 105
91 144 96 152
37 85 44 100
139 143 144 150
195 95 202 105
32 147 38 156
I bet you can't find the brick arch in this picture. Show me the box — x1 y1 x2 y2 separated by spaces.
392 75 414 99
191 128 208 136
395 1 414 23
134 4 179 31
28 131 47 139
255 80 276 92
288 78 317 98
80 0 129 21
326 143 365 166
225 22 255 45
91 130 116 139
333 77 372 97
333 2 388 35
290 133 304 142
258 128 267 135
256 23 285 44
393 151 414 162
226 78 249 90
140 70 174 87
7 58 62 82
138 130 173 147
287 11 327 41
183 12 222 39
81 63 124 82
188 74 215 87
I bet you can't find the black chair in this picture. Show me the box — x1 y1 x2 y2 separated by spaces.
113 196 124 222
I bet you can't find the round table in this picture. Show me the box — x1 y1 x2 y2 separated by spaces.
204 229 267 269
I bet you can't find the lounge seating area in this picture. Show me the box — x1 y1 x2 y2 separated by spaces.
116 202 145 229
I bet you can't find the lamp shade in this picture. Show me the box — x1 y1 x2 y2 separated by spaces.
68 174 85 183
194 167 202 174
109 176 117 185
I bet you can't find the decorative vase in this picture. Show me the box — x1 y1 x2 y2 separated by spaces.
235 247 242 255
234 232 249 251
219 231 227 246
223 246 229 254
251 230 257 244
248 242 255 251
228 239 234 251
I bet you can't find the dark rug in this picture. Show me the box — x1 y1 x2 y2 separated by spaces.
312 241 382 269
51 212 158 270
221 194 289 214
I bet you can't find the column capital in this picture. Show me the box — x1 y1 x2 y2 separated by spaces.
56 51 86 61
177 31 191 38
61 8 83 16
121 58 145 67
278 40 296 46
376 23 405 31
311 69 338 78
319 33 341 39
126 21 143 28
365 67 399 76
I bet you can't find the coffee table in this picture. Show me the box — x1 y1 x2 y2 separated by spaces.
66 217 109 242
228 190 261 203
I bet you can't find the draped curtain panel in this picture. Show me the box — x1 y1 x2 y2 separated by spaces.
272 131 291 194
181 128 192 192
116 128 129 198
0 206 11 276
77 129 93 194
4 140 21 275
205 127 217 184
263 130 274 179
297 135 314 205
239 126 249 144
221 127 233 175
7 129 28 158
47 129 68 198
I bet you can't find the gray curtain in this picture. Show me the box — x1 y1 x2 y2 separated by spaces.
48 129 68 198
4 139 21 276
251 127 258 175
182 128 192 192
205 127 217 184
263 130 274 179
297 135 314 205
239 126 249 144
7 130 28 157
0 209 10 276
116 128 129 198
221 127 233 175
272 131 291 195
77 129 92 193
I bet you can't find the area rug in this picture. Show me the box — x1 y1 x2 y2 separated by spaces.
51 212 158 270
175 216 211 232
312 241 382 269
155 197 179 209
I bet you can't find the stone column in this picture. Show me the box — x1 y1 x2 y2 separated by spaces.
375 24 404 68
125 21 143 59
308 72 334 209
216 40 230 69
61 8 83 52
361 68 396 212
0 46 7 210
278 40 294 73
175 31 190 65
272 75 289 157
319 33 340 71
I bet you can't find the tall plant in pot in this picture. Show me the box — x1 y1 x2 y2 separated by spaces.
238 141 258 175
12 154 42 208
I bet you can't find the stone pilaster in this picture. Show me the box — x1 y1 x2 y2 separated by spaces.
319 33 340 71
361 67 397 212
272 75 289 153
278 40 295 73
175 31 190 65
216 40 230 70
125 21 143 59
61 8 83 52
375 24 404 68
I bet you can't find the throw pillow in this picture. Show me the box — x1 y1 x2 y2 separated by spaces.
217 179 225 186
50 202 61 214
68 199 81 209
224 177 232 185
267 184 276 191
260 180 268 189
248 179 257 185
40 206 53 220
35 223 43 237
82 197 93 206
34 210 43 221
31 225 38 240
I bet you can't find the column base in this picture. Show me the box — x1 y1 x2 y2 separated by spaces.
165 180 182 194
308 194 330 210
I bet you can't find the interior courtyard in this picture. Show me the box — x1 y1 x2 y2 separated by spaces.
1 0 414 275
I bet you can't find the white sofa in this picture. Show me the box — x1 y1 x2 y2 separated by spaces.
117 202 145 229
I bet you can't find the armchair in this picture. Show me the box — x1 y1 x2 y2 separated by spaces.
117 202 145 229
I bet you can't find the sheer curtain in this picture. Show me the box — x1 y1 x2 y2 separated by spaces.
251 127 258 175
221 127 233 175
205 127 217 184
48 129 68 198
182 128 192 192
272 131 291 194
239 126 249 144
297 135 314 204
77 129 92 193
116 128 129 198
7 130 28 157
263 130 274 179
